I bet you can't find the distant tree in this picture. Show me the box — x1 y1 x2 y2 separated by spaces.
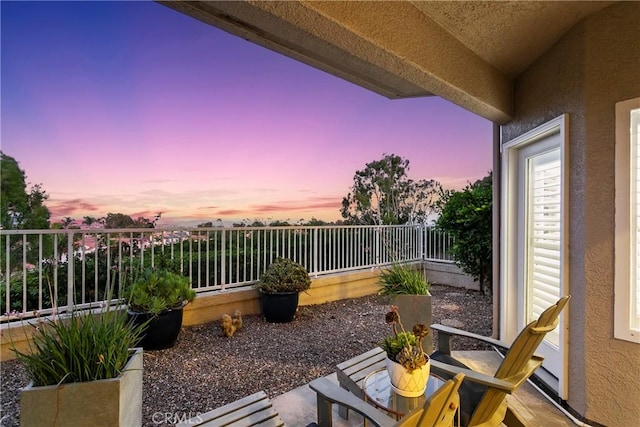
133 216 154 228
268 220 291 227
304 217 328 226
104 213 136 229
60 217 76 228
103 213 160 229
197 222 214 228
82 216 98 227
436 172 493 295
0 152 51 230
341 154 441 225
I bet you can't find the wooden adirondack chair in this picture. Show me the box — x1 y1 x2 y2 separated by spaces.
309 373 465 427
429 295 570 427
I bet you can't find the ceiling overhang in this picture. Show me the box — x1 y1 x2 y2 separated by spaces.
158 1 616 124
159 0 512 123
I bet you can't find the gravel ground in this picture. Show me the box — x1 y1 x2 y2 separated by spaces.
0 285 492 426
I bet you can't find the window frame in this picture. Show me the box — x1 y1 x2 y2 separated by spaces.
614 96 640 344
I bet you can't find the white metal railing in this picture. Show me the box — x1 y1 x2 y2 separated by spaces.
0 225 453 322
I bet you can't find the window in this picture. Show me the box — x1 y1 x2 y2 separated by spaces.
615 97 640 343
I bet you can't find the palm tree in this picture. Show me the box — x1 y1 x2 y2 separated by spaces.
82 216 97 227
61 217 76 228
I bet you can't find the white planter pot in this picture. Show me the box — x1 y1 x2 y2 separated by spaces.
385 356 431 397
20 347 143 427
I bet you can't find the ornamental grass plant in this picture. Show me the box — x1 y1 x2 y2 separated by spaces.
11 280 146 386
378 263 431 295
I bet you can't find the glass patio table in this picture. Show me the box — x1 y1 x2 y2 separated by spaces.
362 367 445 421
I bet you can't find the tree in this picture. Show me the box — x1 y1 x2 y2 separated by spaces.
103 212 160 229
304 217 328 226
60 217 76 228
0 152 51 230
103 213 136 229
82 216 98 227
1 152 52 269
341 154 440 225
436 172 493 295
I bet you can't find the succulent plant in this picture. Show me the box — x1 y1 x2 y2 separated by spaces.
378 305 429 372
254 258 311 294
126 268 195 315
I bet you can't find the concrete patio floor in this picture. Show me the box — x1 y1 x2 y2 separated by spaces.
272 351 577 426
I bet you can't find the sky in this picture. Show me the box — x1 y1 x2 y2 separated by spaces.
1 1 492 226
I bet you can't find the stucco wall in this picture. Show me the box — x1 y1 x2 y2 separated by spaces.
501 3 640 425
425 260 478 291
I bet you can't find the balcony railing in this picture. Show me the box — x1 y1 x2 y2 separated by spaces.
0 224 453 322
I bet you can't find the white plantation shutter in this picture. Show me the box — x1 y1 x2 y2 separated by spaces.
527 149 561 346
615 98 640 343
631 108 640 332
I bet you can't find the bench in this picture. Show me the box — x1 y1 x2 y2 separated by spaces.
176 391 285 427
335 346 387 419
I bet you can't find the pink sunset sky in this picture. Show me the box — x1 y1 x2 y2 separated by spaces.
1 1 492 226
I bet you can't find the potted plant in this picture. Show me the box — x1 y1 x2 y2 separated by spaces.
379 263 433 353
126 267 196 350
379 305 430 397
13 301 145 426
254 257 311 323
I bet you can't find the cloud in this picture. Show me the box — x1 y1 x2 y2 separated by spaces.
44 190 343 225
216 209 245 216
47 199 101 218
140 179 175 184
252 200 339 213
206 196 341 218
130 210 165 219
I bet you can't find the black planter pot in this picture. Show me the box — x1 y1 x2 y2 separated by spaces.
259 291 300 323
127 306 184 350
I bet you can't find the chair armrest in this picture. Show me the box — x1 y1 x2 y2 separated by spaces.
309 377 396 427
430 359 516 393
431 324 510 355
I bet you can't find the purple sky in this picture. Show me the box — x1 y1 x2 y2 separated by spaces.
1 1 492 226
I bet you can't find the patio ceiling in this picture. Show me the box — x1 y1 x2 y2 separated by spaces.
159 1 615 123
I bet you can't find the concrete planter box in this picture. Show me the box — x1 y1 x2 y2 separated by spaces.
393 294 433 354
20 347 143 427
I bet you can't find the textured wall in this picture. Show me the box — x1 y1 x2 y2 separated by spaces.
501 3 640 425
425 260 479 291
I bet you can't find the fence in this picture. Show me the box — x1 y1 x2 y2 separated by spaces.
0 225 453 322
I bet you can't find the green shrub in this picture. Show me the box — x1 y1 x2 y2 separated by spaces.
126 268 195 315
378 264 430 295
254 257 311 294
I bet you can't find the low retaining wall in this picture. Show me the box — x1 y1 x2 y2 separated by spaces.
1 269 381 361
425 260 478 291
183 269 380 326
1 265 474 360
